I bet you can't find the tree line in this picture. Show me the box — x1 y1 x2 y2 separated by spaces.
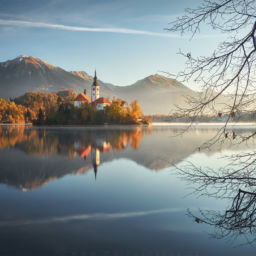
0 92 150 125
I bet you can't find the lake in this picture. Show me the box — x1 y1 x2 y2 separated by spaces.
0 124 256 256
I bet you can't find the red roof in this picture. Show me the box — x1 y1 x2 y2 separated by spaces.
74 93 91 102
98 142 111 152
80 146 91 158
93 97 111 104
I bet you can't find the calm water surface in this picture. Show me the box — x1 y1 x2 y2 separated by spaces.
0 125 256 256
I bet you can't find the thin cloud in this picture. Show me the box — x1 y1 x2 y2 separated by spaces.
0 208 185 227
0 19 222 39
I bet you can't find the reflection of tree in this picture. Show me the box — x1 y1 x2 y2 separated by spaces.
130 128 143 149
169 3 256 243
187 189 256 241
0 126 26 148
178 151 256 243
219 189 256 232
0 126 147 157
0 126 149 190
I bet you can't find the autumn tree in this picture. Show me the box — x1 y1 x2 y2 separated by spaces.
129 100 143 121
0 98 33 123
106 99 128 124
14 92 59 114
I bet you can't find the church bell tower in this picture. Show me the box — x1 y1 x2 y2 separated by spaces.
91 70 100 102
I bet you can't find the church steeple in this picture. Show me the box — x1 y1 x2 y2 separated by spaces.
91 69 100 102
93 70 99 87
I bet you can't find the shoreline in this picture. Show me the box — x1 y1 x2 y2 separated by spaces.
0 123 149 129
0 123 32 126
1 122 256 127
152 122 256 127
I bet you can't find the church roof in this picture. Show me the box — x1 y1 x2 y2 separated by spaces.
74 93 91 102
93 97 111 104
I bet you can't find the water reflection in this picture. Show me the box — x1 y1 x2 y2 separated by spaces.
0 125 148 190
2 125 256 254
0 125 144 156
178 146 256 244
1 125 256 192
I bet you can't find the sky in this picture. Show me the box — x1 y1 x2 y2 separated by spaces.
0 0 224 87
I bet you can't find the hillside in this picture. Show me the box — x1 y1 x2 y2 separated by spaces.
0 55 201 114
116 74 197 114
0 55 94 98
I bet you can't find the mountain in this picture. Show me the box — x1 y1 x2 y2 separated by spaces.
0 55 197 114
0 55 94 97
115 74 197 114
70 71 92 80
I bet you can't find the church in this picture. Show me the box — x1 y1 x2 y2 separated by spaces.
74 71 111 109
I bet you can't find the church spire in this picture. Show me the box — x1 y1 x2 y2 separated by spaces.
91 69 100 101
93 69 99 87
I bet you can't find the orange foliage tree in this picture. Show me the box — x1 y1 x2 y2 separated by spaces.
0 98 34 123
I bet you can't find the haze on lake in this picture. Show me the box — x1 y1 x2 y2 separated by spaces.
1 125 256 255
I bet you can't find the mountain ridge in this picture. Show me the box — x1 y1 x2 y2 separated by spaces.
0 55 196 114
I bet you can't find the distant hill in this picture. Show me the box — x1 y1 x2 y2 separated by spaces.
0 55 217 114
115 74 197 114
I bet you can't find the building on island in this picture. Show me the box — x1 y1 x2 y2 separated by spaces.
74 70 111 110
90 70 112 110
74 70 125 112
74 89 91 107
94 97 111 111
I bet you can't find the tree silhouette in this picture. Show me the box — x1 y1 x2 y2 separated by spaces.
37 108 45 125
169 0 256 244
168 0 256 133
177 149 256 243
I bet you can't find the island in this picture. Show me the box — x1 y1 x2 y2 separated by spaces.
0 71 151 126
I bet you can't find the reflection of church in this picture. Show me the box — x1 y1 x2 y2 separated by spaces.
72 128 144 179
74 139 111 179
0 126 146 190
91 148 100 179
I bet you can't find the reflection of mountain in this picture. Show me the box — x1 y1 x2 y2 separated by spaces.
0 126 256 191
